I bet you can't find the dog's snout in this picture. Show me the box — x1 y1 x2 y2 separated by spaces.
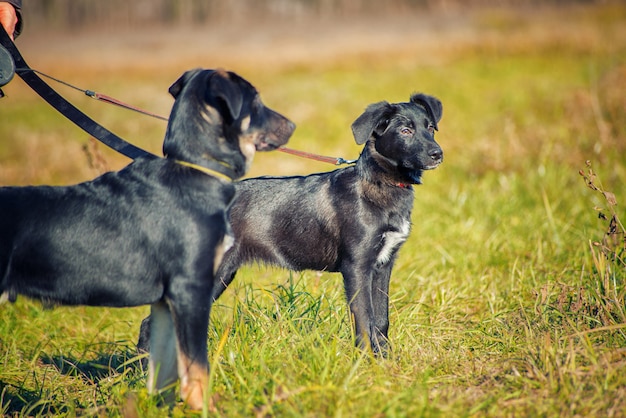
428 147 443 162
271 115 295 147
254 113 295 151
286 119 296 137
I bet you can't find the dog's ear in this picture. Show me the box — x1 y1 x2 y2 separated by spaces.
209 70 244 122
351 101 393 145
411 93 442 131
168 68 202 99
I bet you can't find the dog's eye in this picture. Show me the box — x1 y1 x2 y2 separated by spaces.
400 127 413 136
427 124 435 134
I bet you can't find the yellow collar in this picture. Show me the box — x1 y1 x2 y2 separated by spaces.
175 160 233 182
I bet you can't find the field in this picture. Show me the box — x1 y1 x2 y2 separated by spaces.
1 3 626 417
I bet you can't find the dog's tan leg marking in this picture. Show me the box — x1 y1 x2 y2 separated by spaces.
147 302 179 394
177 350 210 410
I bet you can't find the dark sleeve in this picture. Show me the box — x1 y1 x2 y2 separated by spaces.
2 0 22 37
3 0 21 8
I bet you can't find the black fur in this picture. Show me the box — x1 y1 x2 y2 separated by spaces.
0 68 294 410
138 93 442 356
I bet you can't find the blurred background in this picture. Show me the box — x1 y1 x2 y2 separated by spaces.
20 0 596 28
2 0 624 184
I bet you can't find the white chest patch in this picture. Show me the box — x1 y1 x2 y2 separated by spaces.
213 233 235 274
222 233 235 254
376 219 411 266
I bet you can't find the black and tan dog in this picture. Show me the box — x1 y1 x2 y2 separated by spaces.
0 68 294 410
139 93 442 357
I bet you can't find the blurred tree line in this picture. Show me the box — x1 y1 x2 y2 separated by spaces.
22 0 599 29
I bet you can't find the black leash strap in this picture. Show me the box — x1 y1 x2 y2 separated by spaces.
0 27 156 161
0 27 355 169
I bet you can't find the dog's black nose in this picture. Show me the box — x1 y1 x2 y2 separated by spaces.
428 147 443 162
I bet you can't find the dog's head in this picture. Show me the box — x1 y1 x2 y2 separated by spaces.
351 93 443 184
163 68 295 179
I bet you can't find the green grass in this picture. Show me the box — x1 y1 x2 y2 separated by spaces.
1 3 626 417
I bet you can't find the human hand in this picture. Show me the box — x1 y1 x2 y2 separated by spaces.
0 2 18 41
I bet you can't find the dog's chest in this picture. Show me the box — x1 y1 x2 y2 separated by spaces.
376 218 411 266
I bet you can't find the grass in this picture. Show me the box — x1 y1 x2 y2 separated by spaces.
1 3 626 416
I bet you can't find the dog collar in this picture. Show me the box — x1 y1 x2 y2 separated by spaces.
396 183 412 189
175 160 233 182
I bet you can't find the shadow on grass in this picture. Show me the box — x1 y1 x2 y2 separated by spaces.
0 348 146 416
1 379 69 416
40 348 143 382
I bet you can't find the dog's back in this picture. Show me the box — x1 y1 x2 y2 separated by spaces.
226 169 350 272
0 158 233 306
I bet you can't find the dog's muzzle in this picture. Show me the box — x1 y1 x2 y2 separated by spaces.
424 147 443 169
256 118 295 151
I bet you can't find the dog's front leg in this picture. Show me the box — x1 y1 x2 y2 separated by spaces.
371 265 393 356
169 286 212 411
342 267 377 353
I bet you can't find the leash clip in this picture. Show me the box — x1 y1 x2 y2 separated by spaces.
336 157 357 165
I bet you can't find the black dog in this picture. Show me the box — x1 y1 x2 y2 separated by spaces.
0 68 294 410
139 93 442 357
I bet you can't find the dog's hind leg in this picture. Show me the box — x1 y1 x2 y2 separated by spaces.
147 301 179 398
136 316 151 369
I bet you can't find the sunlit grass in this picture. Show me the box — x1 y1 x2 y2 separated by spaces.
1 3 625 417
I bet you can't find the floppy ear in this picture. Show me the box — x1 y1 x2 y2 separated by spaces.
410 93 443 131
168 68 202 99
351 101 393 145
209 70 244 122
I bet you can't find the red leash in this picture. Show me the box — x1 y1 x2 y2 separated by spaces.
275 146 355 165
31 68 356 166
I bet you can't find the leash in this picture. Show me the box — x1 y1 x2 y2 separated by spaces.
0 27 355 167
27 68 169 122
0 27 156 160
274 146 356 166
